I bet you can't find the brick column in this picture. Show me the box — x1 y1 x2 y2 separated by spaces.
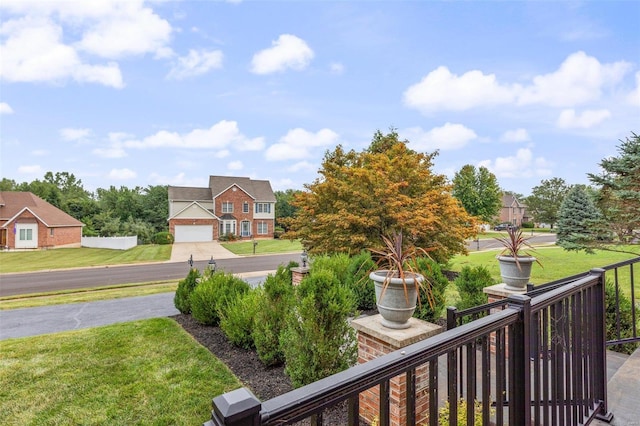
351 315 442 426
483 283 526 355
290 266 310 286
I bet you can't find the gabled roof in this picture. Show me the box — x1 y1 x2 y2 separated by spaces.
209 176 276 202
168 186 213 201
502 193 524 208
0 192 84 228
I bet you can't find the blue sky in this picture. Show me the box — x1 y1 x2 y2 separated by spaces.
1 1 638 196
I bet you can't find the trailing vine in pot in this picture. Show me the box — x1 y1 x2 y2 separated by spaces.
494 227 542 291
369 230 435 329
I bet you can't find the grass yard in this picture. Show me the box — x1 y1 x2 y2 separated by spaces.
221 238 302 255
449 246 639 296
0 245 172 273
0 318 241 425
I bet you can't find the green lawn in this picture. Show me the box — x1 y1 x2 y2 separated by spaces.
449 246 639 296
221 238 302 255
0 245 172 273
0 318 241 425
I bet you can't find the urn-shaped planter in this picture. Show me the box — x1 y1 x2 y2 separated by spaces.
370 270 424 329
497 255 536 291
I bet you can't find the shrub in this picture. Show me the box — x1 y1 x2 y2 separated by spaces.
281 269 357 387
438 398 491 426
173 268 200 314
220 288 263 349
253 266 295 366
218 233 239 242
273 226 285 239
412 257 449 323
190 272 250 326
345 251 377 311
605 280 639 355
153 231 174 245
521 221 535 229
454 266 494 313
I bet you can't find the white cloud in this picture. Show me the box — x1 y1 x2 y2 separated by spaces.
518 51 630 107
265 128 339 161
93 146 127 159
107 168 136 180
123 120 264 151
628 71 640 106
287 161 316 172
500 128 530 143
227 160 243 170
404 51 631 113
148 172 207 187
0 17 124 88
167 49 223 80
60 127 92 141
478 148 552 178
556 109 611 129
401 123 478 151
403 66 518 112
0 102 14 114
250 34 314 74
18 164 42 174
330 62 344 74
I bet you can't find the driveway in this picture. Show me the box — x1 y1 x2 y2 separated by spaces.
170 241 239 263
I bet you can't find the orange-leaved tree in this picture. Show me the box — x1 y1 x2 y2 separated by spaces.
283 129 477 263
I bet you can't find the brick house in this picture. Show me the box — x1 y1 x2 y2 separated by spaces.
168 176 276 242
498 193 531 226
0 192 84 249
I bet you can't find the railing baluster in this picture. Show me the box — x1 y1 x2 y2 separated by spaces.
429 358 438 426
447 349 458 426
495 327 505 425
347 395 359 426
380 380 390 426
563 298 572 424
630 263 637 339
466 342 476 426
533 310 541 426
542 307 550 426
481 336 490 426
406 368 416 426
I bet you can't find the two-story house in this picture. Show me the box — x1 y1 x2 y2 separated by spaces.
168 176 276 242
498 193 531 226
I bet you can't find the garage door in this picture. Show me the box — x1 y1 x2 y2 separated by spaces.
174 225 213 242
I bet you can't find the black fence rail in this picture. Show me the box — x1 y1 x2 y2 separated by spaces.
447 257 639 348
205 269 612 426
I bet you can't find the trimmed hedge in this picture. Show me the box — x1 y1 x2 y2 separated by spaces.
190 272 250 326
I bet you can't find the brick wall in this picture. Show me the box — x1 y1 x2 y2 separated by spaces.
216 186 274 238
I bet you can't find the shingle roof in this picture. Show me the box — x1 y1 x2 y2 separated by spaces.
208 176 276 202
168 186 213 201
0 192 84 228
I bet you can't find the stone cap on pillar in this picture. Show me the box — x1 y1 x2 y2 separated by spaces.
483 283 527 298
351 314 442 349
210 387 261 426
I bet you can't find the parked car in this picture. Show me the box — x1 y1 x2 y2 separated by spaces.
494 223 518 231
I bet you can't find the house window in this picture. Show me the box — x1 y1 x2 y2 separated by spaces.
50 228 54 237
19 228 33 241
241 221 251 237
257 222 268 235
255 203 271 214
243 202 249 213
222 202 233 213
220 220 236 236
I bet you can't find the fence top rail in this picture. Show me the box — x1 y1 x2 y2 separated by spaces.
602 256 640 270
529 272 600 313
260 307 519 424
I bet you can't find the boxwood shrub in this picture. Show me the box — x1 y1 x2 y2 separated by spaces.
174 268 200 314
190 272 250 326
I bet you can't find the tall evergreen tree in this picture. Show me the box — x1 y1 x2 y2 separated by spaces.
557 185 602 253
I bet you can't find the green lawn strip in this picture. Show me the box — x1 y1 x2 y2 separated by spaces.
449 246 638 297
0 318 241 425
0 281 179 310
221 238 302 255
472 230 555 240
0 245 172 273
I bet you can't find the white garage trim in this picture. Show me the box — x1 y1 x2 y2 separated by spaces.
15 223 38 249
174 225 213 242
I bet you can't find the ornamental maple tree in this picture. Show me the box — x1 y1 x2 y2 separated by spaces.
283 130 477 263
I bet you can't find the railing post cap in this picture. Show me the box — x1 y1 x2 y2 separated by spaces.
212 387 261 425
506 293 531 304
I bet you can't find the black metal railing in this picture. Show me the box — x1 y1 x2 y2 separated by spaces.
205 269 613 425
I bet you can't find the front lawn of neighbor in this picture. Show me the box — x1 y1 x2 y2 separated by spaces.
449 246 639 296
221 238 302 255
0 318 240 425
0 245 172 274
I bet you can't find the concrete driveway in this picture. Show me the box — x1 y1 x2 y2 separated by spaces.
170 241 239 263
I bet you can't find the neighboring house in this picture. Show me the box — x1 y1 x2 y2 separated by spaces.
498 193 531 226
0 192 84 249
168 176 276 242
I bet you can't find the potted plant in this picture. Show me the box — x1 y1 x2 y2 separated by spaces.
369 231 434 329
494 227 542 290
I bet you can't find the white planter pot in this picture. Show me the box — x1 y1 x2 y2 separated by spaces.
370 270 423 329
497 255 536 291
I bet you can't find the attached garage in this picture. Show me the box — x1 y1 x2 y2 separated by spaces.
15 223 38 249
174 225 213 242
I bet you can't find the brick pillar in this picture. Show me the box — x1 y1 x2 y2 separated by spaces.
483 283 526 355
290 266 310 286
351 315 442 426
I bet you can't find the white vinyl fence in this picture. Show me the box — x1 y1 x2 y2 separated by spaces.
81 236 137 250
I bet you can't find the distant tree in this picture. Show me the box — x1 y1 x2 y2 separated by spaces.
588 132 640 252
452 164 502 223
524 178 570 228
140 185 169 232
284 129 477 263
0 178 18 191
556 185 603 253
275 189 301 230
96 185 144 222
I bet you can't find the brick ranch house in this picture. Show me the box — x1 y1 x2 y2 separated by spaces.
168 176 276 242
0 191 84 249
